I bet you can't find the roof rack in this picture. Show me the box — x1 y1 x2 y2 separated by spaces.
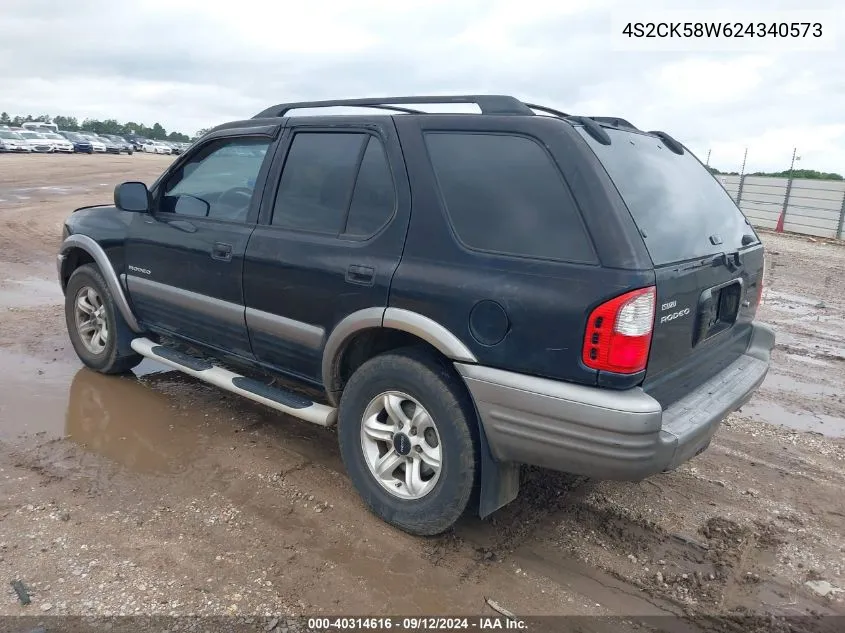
524 103 570 118
589 116 639 130
252 95 536 119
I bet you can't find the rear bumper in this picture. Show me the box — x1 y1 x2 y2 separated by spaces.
456 322 775 480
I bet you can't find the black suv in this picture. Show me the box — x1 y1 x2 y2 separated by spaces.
57 95 774 535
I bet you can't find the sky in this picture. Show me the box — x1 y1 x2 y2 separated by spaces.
1 0 843 173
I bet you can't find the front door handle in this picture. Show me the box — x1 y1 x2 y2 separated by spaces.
211 242 233 262
345 264 375 286
167 219 198 233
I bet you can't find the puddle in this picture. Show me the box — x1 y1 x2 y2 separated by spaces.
0 277 63 307
784 353 833 367
62 367 210 474
742 399 845 437
0 351 77 439
0 350 214 474
743 372 845 437
760 372 839 398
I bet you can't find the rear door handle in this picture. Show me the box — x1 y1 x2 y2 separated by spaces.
345 264 375 286
211 242 233 262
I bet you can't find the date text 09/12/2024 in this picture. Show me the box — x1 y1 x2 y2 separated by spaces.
307 617 527 630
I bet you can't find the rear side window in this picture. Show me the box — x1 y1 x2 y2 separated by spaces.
271 132 395 238
345 137 396 238
425 132 595 263
577 127 756 265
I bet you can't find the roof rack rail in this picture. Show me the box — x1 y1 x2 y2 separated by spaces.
648 130 685 155
252 95 536 119
589 116 639 130
524 103 571 118
572 116 612 145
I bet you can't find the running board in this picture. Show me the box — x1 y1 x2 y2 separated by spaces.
130 337 337 427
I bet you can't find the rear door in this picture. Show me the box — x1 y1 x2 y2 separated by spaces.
242 116 411 385
578 127 765 407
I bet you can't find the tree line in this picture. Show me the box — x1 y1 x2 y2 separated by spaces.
707 166 842 181
0 112 195 142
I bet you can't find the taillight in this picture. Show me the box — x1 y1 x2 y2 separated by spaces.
582 286 656 374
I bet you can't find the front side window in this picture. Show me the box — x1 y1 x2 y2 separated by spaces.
161 137 270 222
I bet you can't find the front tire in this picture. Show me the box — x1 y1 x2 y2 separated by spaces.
64 264 142 375
338 347 479 536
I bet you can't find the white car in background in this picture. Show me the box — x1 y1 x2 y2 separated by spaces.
17 130 55 153
78 132 107 153
0 129 31 152
40 132 75 153
142 140 172 155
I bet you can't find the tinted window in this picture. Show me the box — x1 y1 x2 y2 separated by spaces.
161 138 270 222
272 133 366 234
345 137 395 238
577 127 756 265
425 133 595 263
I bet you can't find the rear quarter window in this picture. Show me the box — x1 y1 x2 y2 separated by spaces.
424 132 596 264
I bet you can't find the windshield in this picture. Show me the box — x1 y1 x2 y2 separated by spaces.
45 133 64 140
577 126 757 266
20 131 39 139
0 131 22 139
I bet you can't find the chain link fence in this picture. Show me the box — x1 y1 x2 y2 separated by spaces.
716 174 845 239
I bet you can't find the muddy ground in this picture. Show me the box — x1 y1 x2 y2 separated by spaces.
0 154 843 631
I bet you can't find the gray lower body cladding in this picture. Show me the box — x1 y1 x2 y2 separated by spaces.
455 322 775 480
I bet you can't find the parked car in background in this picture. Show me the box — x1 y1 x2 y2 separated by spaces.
59 132 95 154
17 130 55 153
124 136 147 151
102 134 134 154
22 121 60 133
78 132 107 153
0 129 31 152
41 132 75 153
96 135 122 155
142 140 172 154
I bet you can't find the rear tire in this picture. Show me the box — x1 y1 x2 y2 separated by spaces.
64 264 142 375
338 347 479 536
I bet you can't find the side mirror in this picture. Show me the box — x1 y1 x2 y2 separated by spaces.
114 181 150 212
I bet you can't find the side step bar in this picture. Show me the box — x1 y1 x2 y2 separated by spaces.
130 337 337 427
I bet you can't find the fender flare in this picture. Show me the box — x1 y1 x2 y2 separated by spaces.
320 308 515 517
58 234 142 333
321 307 478 406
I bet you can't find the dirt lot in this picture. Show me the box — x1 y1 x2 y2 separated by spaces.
1 154 844 631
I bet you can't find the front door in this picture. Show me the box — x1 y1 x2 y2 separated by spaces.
125 133 276 358
242 118 411 384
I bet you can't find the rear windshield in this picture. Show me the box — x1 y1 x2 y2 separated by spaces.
577 127 757 266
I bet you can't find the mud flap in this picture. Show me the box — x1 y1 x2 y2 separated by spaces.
477 420 520 518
